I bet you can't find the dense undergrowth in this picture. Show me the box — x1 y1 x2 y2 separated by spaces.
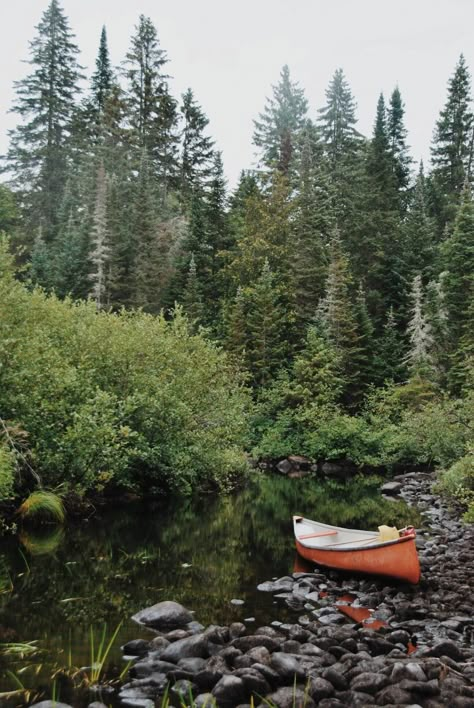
0 239 250 503
0 236 473 522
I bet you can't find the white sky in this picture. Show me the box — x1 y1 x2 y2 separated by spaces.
1 0 474 187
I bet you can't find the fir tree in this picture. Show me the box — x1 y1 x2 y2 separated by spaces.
442 186 474 378
291 126 328 328
403 162 437 284
430 54 474 231
352 283 376 401
318 68 359 167
89 162 110 309
6 0 83 240
246 259 288 387
388 86 412 209
226 286 247 360
316 232 359 400
180 89 214 200
91 26 114 116
124 15 168 148
317 69 365 250
183 253 203 330
405 275 435 378
376 307 406 383
253 65 308 176
0 185 18 234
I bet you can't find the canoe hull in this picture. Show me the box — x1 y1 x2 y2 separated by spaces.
295 534 420 584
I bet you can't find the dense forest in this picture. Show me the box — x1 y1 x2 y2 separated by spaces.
0 0 473 520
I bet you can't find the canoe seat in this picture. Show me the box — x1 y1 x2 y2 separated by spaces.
378 525 399 541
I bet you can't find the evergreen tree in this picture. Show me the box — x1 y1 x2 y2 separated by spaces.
246 259 288 387
6 0 83 240
357 93 403 322
124 15 168 148
388 86 412 209
226 286 247 359
291 126 328 328
91 26 114 116
318 68 359 167
180 89 214 200
290 326 343 408
183 253 203 329
130 150 160 311
376 307 406 383
352 284 376 401
316 232 359 400
253 65 308 176
0 185 18 234
430 55 474 231
89 162 110 309
317 69 365 250
442 186 474 382
30 226 52 288
405 275 435 378
403 162 437 284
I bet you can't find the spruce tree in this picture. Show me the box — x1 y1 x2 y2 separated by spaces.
226 286 248 360
6 0 83 240
183 253 204 330
246 259 288 387
91 26 114 116
89 162 110 309
180 89 215 200
388 86 412 210
318 68 359 167
442 185 474 371
291 125 328 328
316 232 359 400
403 162 437 284
124 15 168 148
253 65 308 176
430 55 474 231
376 307 406 383
405 275 435 379
317 69 365 250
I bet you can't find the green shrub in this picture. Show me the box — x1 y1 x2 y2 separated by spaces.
0 239 251 497
0 444 15 501
437 454 474 522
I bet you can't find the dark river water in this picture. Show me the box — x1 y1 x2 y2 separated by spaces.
0 473 421 705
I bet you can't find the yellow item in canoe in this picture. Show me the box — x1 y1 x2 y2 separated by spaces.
378 525 399 541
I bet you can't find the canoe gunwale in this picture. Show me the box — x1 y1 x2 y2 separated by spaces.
295 532 416 553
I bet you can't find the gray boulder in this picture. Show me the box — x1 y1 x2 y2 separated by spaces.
160 633 209 663
132 600 193 630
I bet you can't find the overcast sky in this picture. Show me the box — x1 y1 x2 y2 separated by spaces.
1 0 474 186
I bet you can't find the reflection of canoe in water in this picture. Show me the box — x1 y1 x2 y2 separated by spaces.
293 516 420 584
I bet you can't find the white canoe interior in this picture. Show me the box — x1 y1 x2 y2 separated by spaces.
294 516 393 551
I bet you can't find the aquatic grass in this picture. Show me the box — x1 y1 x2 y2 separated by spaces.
88 622 123 684
19 526 65 555
17 490 65 524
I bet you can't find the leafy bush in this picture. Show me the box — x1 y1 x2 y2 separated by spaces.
437 454 474 522
0 239 251 497
0 444 15 501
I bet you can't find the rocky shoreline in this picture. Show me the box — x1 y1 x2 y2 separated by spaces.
33 471 474 708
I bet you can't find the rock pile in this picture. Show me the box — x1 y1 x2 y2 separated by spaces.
117 472 473 707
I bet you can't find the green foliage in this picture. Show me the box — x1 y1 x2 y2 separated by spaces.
17 491 65 524
0 444 15 502
0 240 250 497
438 454 474 523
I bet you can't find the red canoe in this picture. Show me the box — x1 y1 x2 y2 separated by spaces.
293 516 421 584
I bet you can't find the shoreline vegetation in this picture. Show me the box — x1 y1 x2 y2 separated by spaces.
0 1 473 527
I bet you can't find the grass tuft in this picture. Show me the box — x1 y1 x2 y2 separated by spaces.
17 491 65 524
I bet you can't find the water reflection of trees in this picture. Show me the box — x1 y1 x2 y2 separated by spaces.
0 473 421 684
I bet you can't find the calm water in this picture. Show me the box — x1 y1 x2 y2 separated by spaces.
0 473 421 704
